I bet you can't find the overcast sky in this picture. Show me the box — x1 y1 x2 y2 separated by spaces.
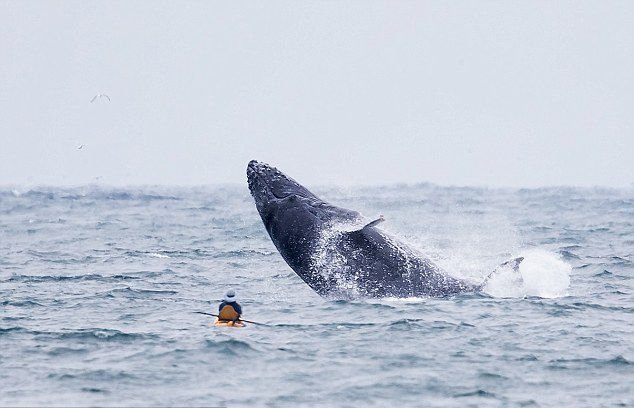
1 1 632 188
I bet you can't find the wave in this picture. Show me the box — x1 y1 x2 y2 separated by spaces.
0 327 26 336
204 339 258 355
454 390 497 398
55 329 152 342
1 187 182 201
5 273 144 283
0 300 46 307
558 250 581 260
48 369 137 381
107 287 179 297
271 321 378 330
47 346 90 356
148 252 170 258
569 302 634 313
549 355 631 368
212 249 277 259
0 327 153 342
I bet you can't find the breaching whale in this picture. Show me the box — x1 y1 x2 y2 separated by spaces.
247 160 521 299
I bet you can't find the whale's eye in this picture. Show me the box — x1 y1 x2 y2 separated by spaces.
271 189 291 199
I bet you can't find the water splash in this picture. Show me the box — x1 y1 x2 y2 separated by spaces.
310 222 361 298
484 249 571 298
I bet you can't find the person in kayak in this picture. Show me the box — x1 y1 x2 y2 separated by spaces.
217 289 242 324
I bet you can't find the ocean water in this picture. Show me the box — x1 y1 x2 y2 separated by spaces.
0 184 632 407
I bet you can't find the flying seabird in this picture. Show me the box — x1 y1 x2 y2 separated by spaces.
90 94 111 103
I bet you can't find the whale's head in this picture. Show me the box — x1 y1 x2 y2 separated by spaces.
247 160 362 294
247 160 318 222
247 160 360 237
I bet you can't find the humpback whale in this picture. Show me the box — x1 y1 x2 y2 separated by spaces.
247 160 521 299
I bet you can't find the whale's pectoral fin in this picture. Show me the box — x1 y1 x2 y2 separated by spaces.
362 216 385 230
342 216 389 253
481 256 525 288
501 256 524 270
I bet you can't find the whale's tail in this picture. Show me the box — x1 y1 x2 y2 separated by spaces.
481 256 525 289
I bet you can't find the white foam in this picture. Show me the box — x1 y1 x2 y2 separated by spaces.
374 296 429 304
484 249 571 298
148 252 170 258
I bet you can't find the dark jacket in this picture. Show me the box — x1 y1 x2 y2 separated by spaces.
218 301 242 316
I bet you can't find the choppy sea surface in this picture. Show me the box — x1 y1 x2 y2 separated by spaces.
1 184 632 407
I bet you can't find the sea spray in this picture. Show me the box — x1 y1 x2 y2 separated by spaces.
484 249 571 298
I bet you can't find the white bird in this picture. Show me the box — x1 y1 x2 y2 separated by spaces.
91 94 111 103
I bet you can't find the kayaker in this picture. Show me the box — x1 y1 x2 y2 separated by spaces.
217 289 242 324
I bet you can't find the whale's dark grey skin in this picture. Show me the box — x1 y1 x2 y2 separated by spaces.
247 160 514 298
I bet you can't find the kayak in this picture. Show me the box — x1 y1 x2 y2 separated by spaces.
214 318 246 328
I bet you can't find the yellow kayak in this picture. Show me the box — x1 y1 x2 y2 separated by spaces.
214 318 246 328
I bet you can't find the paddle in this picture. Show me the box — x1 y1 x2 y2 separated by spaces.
194 311 268 326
